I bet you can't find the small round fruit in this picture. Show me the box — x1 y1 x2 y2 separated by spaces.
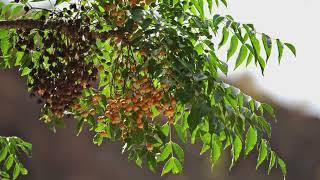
163 102 170 110
126 106 133 112
137 123 144 129
80 111 89 118
119 123 126 130
133 106 139 112
111 116 121 124
97 116 105 123
100 131 108 137
89 109 96 116
92 94 102 103
146 143 154 152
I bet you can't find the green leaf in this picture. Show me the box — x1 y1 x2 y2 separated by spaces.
219 27 229 49
0 29 9 39
251 36 261 60
0 170 10 178
200 132 211 144
268 151 276 174
200 144 210 155
231 135 242 168
93 134 103 146
212 16 225 28
256 116 272 138
161 157 174 176
191 126 199 144
221 0 228 6
234 45 248 69
278 157 287 178
21 67 32 76
284 43 296 56
258 56 266 74
227 35 239 60
9 5 23 19
146 153 157 173
158 143 172 162
211 133 222 165
1 4 13 17
172 143 184 163
218 60 228 75
245 126 257 156
215 0 219 7
20 167 28 175
208 0 213 13
12 163 20 180
262 33 272 61
161 123 170 137
4 154 14 170
135 155 143 168
277 39 284 64
172 157 183 174
261 103 276 119
76 119 85 136
246 52 253 66
0 147 8 162
198 0 205 19
174 124 187 143
256 140 268 169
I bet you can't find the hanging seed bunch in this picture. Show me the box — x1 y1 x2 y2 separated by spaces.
103 76 176 130
15 4 100 118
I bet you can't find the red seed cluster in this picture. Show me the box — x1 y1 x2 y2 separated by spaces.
100 77 176 129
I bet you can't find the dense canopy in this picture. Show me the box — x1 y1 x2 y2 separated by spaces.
0 0 295 179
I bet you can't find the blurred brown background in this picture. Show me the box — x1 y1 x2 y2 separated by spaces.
1 69 320 180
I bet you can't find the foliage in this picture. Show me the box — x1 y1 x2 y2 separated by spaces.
0 0 295 178
0 136 32 180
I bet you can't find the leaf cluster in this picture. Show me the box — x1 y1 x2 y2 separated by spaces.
0 137 31 180
0 0 294 178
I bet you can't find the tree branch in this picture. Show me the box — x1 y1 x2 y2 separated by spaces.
0 19 126 42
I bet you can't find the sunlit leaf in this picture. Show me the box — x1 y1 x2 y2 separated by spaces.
256 140 268 169
211 133 222 165
172 143 184 163
245 126 257 156
234 45 248 69
277 39 284 64
278 157 287 178
227 35 239 60
284 43 296 57
262 33 272 61
219 27 229 49
268 151 276 174
230 135 242 169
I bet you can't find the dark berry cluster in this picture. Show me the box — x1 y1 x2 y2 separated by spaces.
15 4 99 118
